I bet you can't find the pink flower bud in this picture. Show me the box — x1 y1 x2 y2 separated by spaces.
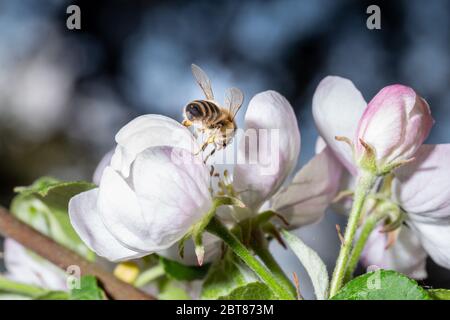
355 85 434 173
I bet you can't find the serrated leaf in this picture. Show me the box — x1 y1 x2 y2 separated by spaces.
159 256 209 281
219 282 275 300
70 276 105 300
331 270 431 300
11 178 95 260
428 289 450 300
201 252 259 299
281 230 329 300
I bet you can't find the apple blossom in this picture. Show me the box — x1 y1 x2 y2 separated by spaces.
312 75 450 279
69 142 214 262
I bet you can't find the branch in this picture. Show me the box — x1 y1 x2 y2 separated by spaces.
0 206 155 300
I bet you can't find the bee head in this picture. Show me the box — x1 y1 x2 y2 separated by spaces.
185 102 202 121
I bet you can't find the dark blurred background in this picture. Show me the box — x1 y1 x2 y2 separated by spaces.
0 0 449 298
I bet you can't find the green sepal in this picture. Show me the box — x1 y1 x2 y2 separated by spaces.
185 196 245 266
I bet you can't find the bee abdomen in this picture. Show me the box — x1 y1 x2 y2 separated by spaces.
185 100 221 123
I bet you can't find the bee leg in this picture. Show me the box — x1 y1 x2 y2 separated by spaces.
194 140 209 155
204 146 217 163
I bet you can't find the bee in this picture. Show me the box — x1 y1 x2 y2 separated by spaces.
182 64 244 161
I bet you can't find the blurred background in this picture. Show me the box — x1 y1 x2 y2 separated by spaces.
0 0 449 298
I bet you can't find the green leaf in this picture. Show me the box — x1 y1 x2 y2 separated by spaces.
14 177 96 210
159 256 209 282
70 276 105 300
331 270 431 300
428 289 450 300
11 178 96 260
281 230 329 300
201 252 260 299
219 282 275 300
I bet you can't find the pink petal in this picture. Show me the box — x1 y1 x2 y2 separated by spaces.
355 85 433 166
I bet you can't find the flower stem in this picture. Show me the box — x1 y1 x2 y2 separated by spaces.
329 172 376 297
134 265 165 288
253 244 298 298
0 275 49 298
206 216 296 300
343 212 384 283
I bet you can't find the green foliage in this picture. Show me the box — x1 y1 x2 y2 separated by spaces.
70 276 105 300
11 177 95 260
201 251 273 300
159 256 210 281
219 282 275 300
331 270 431 300
428 289 450 300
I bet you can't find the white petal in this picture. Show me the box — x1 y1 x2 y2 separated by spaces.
92 149 114 185
233 91 301 210
111 115 198 177
360 225 427 279
69 188 146 261
409 219 450 269
271 147 343 228
312 76 367 175
4 239 67 291
130 147 212 251
97 166 157 253
393 144 450 220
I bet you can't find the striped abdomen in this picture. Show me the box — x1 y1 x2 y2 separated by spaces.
184 100 222 124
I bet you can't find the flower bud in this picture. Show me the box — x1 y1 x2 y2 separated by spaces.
354 85 434 174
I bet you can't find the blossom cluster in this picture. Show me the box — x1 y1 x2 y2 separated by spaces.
3 73 449 299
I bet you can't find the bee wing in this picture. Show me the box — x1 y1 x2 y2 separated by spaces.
191 64 214 100
225 87 244 120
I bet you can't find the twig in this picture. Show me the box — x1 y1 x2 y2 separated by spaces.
0 206 155 300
